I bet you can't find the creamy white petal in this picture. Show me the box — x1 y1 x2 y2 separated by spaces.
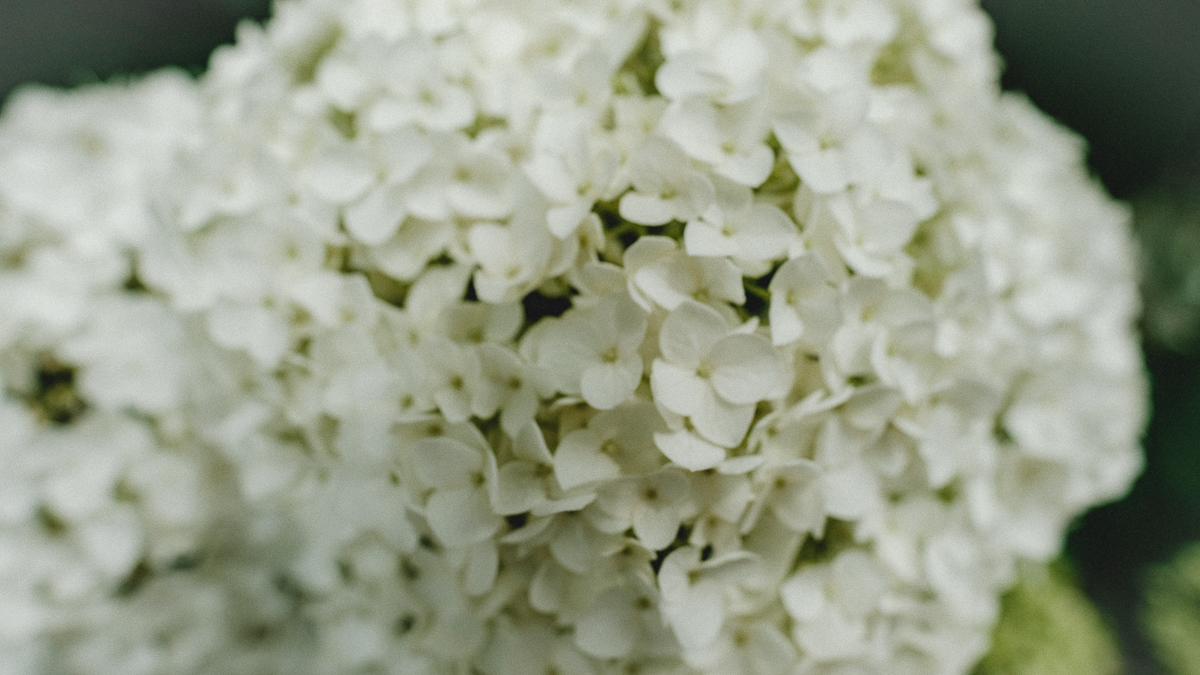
581 358 641 410
709 333 783 405
633 504 682 551
650 360 706 416
411 437 483 489
663 580 725 652
344 184 407 245
493 461 546 515
691 390 755 448
658 300 728 366
574 587 639 658
654 429 725 472
425 487 499 547
555 428 620 491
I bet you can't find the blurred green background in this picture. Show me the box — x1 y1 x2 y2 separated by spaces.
1 1 1198 672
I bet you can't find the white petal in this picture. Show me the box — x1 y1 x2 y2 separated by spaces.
205 301 289 368
859 199 919 252
611 293 650 353
493 461 546 515
780 568 828 622
659 300 728 366
574 588 639 658
718 143 774 187
530 560 569 613
555 429 620 491
793 607 866 661
633 262 691 310
712 28 769 100
547 200 592 238
683 220 734 257
737 622 799 674
769 302 804 346
513 420 554 464
411 437 482 489
344 185 407 245
650 360 706 416
683 258 747 309
654 429 726 471
770 466 825 534
691 391 755 448
664 581 725 652
790 149 847 194
736 204 796 260
525 152 578 203
425 487 499 547
663 100 722 165
822 462 880 520
497 382 537 434
532 493 595 516
301 144 375 204
581 358 641 410
619 192 676 226
370 219 453 280
656 52 724 101
77 509 143 578
463 541 498 596
375 126 434 183
709 334 783 404
633 504 681 550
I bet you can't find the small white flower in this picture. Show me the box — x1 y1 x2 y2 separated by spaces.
468 219 552 304
474 343 554 437
205 299 290 369
534 291 648 410
593 467 690 550
655 27 768 105
361 37 477 133
753 459 825 535
419 337 484 423
525 115 621 238
59 296 184 414
661 99 774 187
409 433 500 548
553 402 663 491
658 545 758 653
625 236 745 312
683 177 797 274
618 136 715 226
767 253 841 347
651 301 785 449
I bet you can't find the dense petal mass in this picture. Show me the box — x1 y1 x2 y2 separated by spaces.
0 1 1146 674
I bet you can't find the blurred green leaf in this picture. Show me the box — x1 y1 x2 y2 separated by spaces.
975 562 1122 675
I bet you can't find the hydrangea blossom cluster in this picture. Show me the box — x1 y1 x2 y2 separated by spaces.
0 0 1146 673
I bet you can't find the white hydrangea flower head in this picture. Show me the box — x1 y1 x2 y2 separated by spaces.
0 0 1146 673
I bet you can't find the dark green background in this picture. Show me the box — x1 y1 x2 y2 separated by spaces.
2 1 1199 673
